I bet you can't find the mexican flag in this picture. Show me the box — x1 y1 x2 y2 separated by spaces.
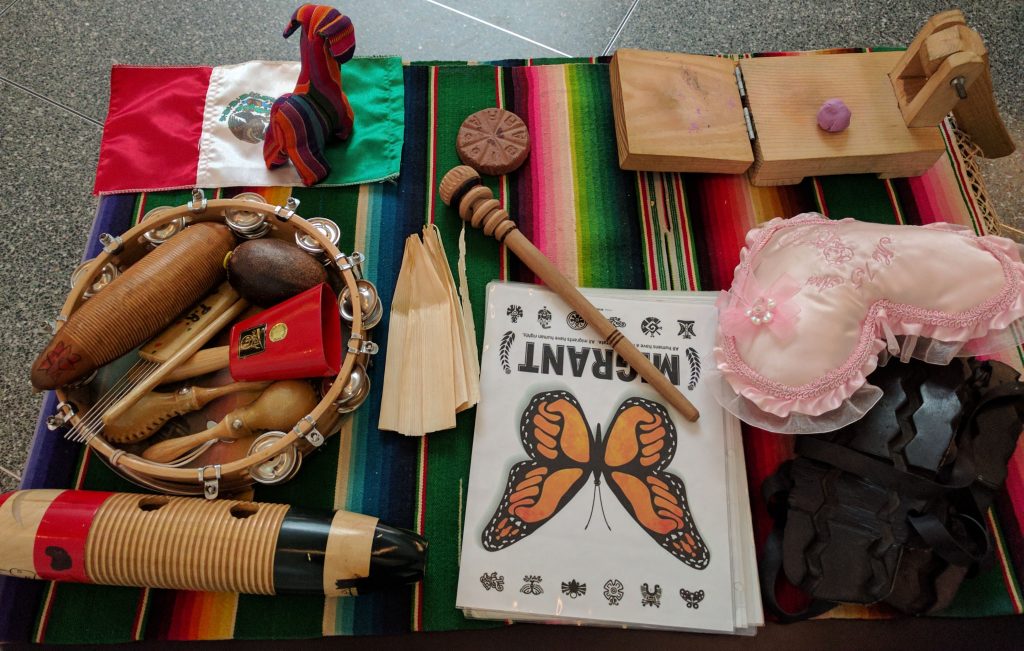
93 57 404 194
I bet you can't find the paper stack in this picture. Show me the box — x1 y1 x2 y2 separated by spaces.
456 282 763 634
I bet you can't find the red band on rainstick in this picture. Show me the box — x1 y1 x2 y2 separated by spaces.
33 490 114 582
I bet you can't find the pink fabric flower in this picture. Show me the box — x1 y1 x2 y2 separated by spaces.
718 272 801 341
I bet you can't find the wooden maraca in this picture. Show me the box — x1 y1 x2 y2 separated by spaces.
102 382 270 444
439 165 699 422
142 380 318 463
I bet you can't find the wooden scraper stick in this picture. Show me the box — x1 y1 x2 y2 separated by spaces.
439 166 699 422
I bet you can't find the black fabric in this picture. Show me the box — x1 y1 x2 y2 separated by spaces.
760 357 1024 621
759 466 836 623
907 512 987 566
797 437 961 498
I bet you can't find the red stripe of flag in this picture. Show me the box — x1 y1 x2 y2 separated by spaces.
94 65 212 194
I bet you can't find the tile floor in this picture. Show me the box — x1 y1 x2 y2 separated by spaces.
0 0 1021 491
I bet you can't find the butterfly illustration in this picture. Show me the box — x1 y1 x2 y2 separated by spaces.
481 390 709 569
679 587 705 609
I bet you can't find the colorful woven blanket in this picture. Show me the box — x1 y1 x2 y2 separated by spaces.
3 52 1021 643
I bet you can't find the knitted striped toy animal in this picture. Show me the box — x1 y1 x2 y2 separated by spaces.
263 4 356 186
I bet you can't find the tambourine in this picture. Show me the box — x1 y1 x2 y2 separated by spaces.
46 191 378 497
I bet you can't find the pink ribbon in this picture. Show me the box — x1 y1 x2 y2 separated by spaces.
718 273 801 342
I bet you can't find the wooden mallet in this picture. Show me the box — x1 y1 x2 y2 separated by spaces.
439 165 699 422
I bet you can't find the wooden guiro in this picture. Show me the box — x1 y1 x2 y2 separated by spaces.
30 222 235 390
439 165 700 422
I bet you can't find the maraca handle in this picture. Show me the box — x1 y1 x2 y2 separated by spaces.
103 381 268 444
160 346 231 384
192 381 271 409
142 419 229 463
141 380 319 463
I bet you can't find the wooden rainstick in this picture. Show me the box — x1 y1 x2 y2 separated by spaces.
142 380 318 463
439 166 699 422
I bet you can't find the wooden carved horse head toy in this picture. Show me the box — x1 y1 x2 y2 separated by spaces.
263 4 356 185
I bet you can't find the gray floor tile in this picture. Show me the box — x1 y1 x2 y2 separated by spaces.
0 0 561 123
351 0 571 62
435 0 636 56
0 81 101 492
613 0 1024 122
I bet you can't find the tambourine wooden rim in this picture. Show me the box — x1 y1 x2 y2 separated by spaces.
54 198 364 493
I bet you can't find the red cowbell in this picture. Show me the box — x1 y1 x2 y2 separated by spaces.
229 283 342 381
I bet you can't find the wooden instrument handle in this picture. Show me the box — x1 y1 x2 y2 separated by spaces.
138 283 240 364
104 301 248 423
141 380 318 463
101 381 270 444
160 346 231 383
190 381 270 408
142 420 229 463
439 166 699 422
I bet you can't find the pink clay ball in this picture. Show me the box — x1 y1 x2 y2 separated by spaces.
817 98 851 132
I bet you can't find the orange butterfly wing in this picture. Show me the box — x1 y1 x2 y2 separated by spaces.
601 398 709 569
481 391 593 551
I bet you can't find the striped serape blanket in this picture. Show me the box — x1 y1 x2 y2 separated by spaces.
2 52 1021 643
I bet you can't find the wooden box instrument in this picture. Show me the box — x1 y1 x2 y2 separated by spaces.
46 195 378 498
609 10 1014 186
